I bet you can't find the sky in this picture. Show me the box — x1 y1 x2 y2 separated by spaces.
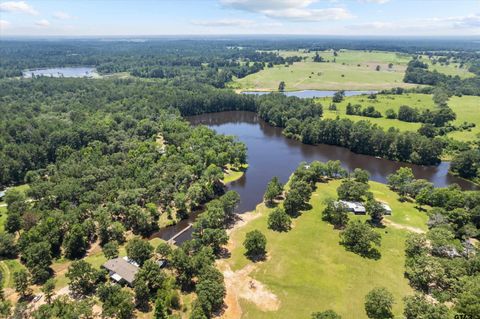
0 0 479 37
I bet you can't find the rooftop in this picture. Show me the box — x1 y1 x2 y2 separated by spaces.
103 257 139 284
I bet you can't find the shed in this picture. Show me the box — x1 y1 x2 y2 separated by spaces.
103 256 139 286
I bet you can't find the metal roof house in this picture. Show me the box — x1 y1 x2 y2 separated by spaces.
103 256 139 286
336 200 366 214
380 203 392 215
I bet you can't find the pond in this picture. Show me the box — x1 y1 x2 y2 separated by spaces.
153 111 477 244
22 67 98 78
241 90 376 98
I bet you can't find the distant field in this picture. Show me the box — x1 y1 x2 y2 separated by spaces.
318 93 480 143
232 50 417 91
420 55 475 79
226 180 427 319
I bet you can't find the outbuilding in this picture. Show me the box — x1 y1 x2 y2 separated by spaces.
336 200 366 214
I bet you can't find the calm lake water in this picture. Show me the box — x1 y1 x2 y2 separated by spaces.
23 67 98 78
153 110 478 243
190 111 478 213
242 90 376 98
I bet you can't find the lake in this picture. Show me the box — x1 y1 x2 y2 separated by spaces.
23 67 98 78
153 110 477 243
190 111 477 213
241 90 376 98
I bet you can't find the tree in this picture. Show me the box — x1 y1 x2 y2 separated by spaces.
337 179 369 202
454 275 480 317
126 238 153 266
134 260 166 295
0 300 11 318
155 243 172 261
404 294 448 319
41 279 55 304
22 241 52 283
387 167 415 198
13 270 31 299
340 220 381 258
63 224 88 259
219 190 240 223
103 240 119 259
196 266 226 316
332 91 345 103
278 81 286 92
312 310 342 319
97 283 135 319
322 199 349 229
5 212 21 234
243 230 266 260
0 233 17 258
134 278 150 311
405 233 428 258
351 168 370 184
264 176 283 206
365 199 386 225
66 260 100 297
375 65 381 71
385 109 397 119
364 287 394 319
267 207 291 232
154 297 167 319
284 188 306 217
418 123 437 138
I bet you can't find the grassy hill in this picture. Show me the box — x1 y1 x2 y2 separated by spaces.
224 180 428 319
318 93 480 143
232 50 416 91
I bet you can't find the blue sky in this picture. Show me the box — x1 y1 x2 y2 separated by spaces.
0 0 479 36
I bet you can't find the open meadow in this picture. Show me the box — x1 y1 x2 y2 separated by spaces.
318 93 480 143
223 180 428 319
232 50 416 91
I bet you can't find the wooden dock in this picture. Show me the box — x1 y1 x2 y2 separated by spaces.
167 223 193 245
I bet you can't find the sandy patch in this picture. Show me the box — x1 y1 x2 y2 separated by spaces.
217 261 280 319
383 219 425 234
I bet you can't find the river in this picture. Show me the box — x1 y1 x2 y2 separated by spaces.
152 110 477 243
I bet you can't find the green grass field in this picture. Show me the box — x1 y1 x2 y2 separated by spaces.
420 55 475 79
232 50 417 91
318 93 480 143
226 180 428 319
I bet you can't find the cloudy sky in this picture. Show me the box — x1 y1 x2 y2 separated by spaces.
0 0 479 37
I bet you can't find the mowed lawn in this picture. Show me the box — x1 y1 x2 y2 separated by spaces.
318 93 480 143
226 180 428 319
233 50 417 91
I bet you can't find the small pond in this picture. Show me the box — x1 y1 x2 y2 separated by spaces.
22 67 98 78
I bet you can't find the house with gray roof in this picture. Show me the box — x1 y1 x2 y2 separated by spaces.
103 256 139 286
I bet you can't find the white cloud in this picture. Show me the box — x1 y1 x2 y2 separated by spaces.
347 13 480 35
191 19 255 27
220 0 353 22
35 19 50 27
0 1 38 15
53 11 72 20
0 19 10 29
360 0 390 4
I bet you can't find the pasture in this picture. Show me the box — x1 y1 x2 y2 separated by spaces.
225 180 427 319
233 50 416 91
